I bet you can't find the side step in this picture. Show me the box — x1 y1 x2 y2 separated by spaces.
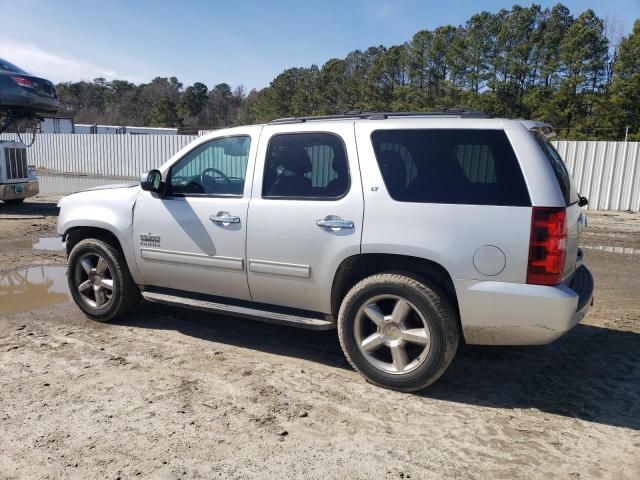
142 290 335 331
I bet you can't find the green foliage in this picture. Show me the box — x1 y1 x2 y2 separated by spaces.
54 4 638 139
149 96 181 128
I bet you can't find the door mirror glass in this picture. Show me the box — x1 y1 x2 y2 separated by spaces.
141 169 162 192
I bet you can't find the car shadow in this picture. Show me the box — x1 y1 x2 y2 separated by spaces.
427 324 640 431
120 301 349 370
120 303 640 431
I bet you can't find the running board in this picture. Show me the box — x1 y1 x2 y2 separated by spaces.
142 290 335 330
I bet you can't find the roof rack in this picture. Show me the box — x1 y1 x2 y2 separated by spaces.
268 108 492 124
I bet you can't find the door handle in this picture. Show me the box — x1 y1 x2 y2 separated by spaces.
210 212 240 225
316 218 354 230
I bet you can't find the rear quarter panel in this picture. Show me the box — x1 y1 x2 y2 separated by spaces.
355 119 533 285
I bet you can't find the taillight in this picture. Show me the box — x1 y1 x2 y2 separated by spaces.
10 77 34 88
527 207 567 285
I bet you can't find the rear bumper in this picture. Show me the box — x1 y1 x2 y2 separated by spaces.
0 181 39 201
457 266 594 345
0 89 60 114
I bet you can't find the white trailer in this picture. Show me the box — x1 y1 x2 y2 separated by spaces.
74 124 178 135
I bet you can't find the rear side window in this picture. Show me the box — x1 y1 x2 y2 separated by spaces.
371 129 531 206
0 59 27 73
532 132 579 205
263 133 349 199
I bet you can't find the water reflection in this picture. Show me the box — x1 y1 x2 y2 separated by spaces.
0 266 70 314
32 237 65 251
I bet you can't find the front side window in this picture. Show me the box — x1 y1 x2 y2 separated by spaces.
169 136 250 196
262 133 349 199
371 129 531 206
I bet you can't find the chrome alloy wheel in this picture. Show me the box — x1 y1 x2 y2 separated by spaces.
354 294 431 374
74 253 114 309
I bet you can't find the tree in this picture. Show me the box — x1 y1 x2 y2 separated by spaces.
179 82 208 117
53 3 633 140
600 20 640 139
149 96 181 128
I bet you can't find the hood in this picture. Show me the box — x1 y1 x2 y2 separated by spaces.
56 182 139 207
81 182 140 192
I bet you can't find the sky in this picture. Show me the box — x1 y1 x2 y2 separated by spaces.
0 0 637 90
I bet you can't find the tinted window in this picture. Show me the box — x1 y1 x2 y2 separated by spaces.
371 129 531 206
169 136 250 196
0 59 27 73
263 133 349 199
532 132 579 205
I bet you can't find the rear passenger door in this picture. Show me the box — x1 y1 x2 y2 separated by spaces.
246 123 363 313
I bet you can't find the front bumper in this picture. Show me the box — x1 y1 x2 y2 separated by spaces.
0 181 39 201
457 265 594 345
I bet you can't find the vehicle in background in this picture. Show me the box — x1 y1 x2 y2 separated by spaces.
56 111 594 392
0 140 39 204
0 58 60 115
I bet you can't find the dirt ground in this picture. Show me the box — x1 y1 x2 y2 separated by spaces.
0 196 639 480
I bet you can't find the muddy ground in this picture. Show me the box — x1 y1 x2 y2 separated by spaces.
0 196 639 480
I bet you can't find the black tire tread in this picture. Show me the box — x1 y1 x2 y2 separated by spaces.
337 273 459 392
68 238 140 322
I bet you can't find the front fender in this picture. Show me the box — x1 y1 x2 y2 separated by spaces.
57 187 144 284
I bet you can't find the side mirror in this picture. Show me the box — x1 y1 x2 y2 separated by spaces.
140 169 163 193
578 196 589 207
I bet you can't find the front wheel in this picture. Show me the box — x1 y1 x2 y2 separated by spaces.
338 273 459 392
67 238 140 322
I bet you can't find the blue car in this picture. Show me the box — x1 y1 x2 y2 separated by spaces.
0 58 60 114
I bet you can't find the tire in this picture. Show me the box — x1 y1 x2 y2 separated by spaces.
67 238 140 322
4 198 25 205
338 273 459 392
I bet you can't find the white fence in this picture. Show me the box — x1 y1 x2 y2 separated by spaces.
554 141 640 211
0 133 197 178
1 133 639 211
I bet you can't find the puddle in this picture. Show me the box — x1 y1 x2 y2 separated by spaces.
583 245 640 255
3 236 66 252
0 266 70 314
32 237 65 251
38 174 134 195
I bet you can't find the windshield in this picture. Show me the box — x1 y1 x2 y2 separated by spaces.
0 58 28 74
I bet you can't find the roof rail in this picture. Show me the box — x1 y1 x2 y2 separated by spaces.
268 109 492 124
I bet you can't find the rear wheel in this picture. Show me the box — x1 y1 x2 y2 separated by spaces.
67 238 140 321
338 273 459 392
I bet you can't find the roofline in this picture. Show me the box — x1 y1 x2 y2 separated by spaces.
268 109 492 125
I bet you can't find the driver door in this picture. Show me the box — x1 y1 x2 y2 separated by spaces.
132 132 257 300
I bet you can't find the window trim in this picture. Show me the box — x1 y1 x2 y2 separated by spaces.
166 134 251 199
369 128 532 207
261 131 351 201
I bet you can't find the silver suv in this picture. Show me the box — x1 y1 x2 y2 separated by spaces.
57 111 594 391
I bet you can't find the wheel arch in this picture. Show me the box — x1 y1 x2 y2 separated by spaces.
330 253 459 320
63 225 123 256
